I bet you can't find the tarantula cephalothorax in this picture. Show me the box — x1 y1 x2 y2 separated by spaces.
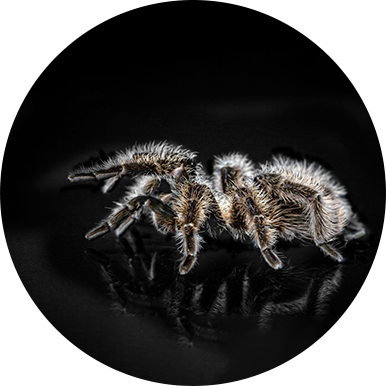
68 141 366 274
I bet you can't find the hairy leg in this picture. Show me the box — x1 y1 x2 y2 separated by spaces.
68 142 197 193
212 152 255 193
310 194 346 262
343 214 367 242
203 189 227 238
252 216 283 269
317 242 344 262
86 195 175 240
229 189 283 269
85 195 146 240
85 176 160 238
261 177 347 263
174 183 224 274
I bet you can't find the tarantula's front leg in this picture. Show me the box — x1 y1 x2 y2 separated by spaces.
68 163 129 193
86 195 175 240
68 142 197 193
176 224 203 275
174 183 225 275
86 195 147 240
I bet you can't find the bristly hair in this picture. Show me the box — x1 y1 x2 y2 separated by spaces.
258 155 347 196
68 141 198 180
173 183 213 227
213 152 256 175
212 152 256 192
115 141 198 163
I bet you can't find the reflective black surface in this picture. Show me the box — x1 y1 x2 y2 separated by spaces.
1 2 384 385
85 232 371 345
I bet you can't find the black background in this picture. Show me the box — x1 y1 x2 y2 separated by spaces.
1 1 385 385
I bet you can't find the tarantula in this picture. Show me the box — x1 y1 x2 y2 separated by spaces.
68 141 366 274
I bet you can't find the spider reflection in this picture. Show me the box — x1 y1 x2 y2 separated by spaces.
86 231 369 346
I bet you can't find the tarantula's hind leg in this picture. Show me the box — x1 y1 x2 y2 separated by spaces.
343 215 367 242
317 242 344 263
176 226 204 275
